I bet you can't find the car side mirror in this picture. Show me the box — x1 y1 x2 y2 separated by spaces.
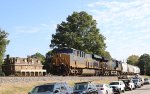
54 90 60 93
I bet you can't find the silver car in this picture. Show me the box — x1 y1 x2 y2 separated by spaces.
144 78 150 84
132 79 141 88
28 82 73 94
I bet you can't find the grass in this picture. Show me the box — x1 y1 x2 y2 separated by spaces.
0 81 48 94
0 77 117 94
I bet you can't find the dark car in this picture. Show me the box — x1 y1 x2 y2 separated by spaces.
122 79 135 90
73 81 98 94
111 86 121 94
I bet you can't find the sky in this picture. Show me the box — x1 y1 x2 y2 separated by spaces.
0 0 150 61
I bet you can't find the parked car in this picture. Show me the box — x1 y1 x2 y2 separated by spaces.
133 76 144 86
139 77 144 86
144 78 150 84
132 78 141 88
73 81 98 94
109 81 125 93
28 82 73 94
121 79 135 90
96 84 113 94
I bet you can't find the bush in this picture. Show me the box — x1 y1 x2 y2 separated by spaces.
0 71 5 76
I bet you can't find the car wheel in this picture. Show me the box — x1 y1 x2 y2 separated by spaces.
119 89 122 94
130 86 133 91
122 89 125 93
106 91 108 94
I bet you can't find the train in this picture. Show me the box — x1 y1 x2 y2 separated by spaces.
50 48 140 76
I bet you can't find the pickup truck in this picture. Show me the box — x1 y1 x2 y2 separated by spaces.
109 81 125 93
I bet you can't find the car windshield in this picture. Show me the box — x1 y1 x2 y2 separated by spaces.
31 85 54 93
96 84 103 87
122 80 129 83
144 78 148 81
74 83 88 90
110 82 119 85
132 80 138 83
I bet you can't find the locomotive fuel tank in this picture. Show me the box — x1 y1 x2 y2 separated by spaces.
81 69 96 76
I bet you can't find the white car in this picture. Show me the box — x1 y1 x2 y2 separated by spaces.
109 81 125 92
96 84 113 94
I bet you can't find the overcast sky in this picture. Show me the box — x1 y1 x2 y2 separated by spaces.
0 0 150 61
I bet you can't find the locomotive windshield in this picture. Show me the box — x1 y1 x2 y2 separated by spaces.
55 48 73 53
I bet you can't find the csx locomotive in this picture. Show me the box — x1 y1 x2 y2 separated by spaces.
51 48 140 76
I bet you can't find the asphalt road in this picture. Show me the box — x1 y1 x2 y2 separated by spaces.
124 84 150 94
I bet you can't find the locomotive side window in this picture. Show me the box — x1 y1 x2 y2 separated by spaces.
80 51 82 57
77 51 79 56
73 50 76 55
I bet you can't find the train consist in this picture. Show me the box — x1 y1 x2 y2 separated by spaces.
51 48 140 76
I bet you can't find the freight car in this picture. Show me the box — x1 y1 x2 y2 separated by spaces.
50 48 140 76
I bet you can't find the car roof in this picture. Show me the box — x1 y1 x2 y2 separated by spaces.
35 82 67 87
111 81 122 82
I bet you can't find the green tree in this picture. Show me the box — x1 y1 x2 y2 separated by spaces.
50 11 111 58
101 51 111 59
0 29 9 65
31 52 45 64
127 55 139 65
137 54 150 75
44 50 53 73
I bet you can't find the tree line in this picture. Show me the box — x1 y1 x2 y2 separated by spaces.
127 54 150 76
0 11 150 76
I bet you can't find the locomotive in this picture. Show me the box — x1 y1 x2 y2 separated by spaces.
51 48 140 76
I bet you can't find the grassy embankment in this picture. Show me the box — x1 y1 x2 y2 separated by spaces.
0 78 112 94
